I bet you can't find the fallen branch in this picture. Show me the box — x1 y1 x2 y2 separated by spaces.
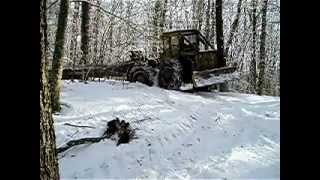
57 118 136 154
57 136 106 154
64 123 95 129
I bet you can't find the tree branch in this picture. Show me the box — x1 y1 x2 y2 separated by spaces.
70 0 142 33
64 123 95 129
47 0 60 10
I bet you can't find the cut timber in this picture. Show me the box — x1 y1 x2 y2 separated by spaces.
192 66 239 88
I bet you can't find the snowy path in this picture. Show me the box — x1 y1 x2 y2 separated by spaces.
54 80 280 179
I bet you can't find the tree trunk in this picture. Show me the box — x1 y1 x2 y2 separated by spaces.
40 0 60 179
204 0 211 49
108 20 113 64
215 0 225 67
249 0 257 93
257 0 268 95
152 0 161 57
209 0 215 47
197 0 204 31
225 0 243 57
80 1 90 81
93 0 101 67
192 0 197 29
50 0 69 113
168 0 173 29
70 2 80 82
160 0 167 33
215 0 228 91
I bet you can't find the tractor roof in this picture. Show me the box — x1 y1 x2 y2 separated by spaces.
161 29 200 37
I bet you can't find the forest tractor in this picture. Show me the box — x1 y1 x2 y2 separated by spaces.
127 29 239 91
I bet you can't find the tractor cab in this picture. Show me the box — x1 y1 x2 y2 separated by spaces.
160 29 219 83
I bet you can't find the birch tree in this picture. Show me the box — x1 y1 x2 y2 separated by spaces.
40 0 60 178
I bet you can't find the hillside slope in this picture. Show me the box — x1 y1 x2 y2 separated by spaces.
54 80 280 179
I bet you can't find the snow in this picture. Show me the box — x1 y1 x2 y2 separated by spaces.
179 83 194 90
55 80 280 179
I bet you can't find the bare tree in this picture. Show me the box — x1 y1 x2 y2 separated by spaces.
80 1 90 81
92 0 102 67
40 0 60 179
209 0 216 46
192 0 197 29
50 0 69 112
225 0 243 57
70 2 80 81
249 0 258 93
215 0 228 91
160 0 168 32
204 0 211 49
257 0 268 95
196 0 205 31
215 0 225 67
151 0 162 57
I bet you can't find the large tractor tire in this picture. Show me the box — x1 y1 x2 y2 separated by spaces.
127 66 154 86
158 59 183 90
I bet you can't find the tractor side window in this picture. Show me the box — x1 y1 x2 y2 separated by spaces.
171 36 179 55
199 41 206 51
171 36 179 47
164 38 170 51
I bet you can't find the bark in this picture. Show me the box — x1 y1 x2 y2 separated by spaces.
215 0 225 67
152 0 162 56
80 1 90 81
225 0 243 57
168 0 173 29
192 0 197 29
249 0 257 93
70 2 80 81
160 0 167 33
40 0 60 179
209 0 215 46
93 0 101 66
108 20 113 63
50 0 69 112
257 0 268 95
215 0 227 91
204 0 211 49
197 0 205 31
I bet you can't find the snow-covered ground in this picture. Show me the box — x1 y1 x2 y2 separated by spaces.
54 80 280 179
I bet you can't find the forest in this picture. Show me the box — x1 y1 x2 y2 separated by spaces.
40 0 280 179
47 0 280 96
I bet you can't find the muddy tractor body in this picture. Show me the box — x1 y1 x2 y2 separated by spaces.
127 29 238 90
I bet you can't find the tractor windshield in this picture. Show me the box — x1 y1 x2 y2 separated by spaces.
184 34 197 44
183 34 198 51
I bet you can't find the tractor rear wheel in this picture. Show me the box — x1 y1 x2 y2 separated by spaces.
158 59 182 90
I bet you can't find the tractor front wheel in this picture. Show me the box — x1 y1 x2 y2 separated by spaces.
127 66 153 86
158 59 182 90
